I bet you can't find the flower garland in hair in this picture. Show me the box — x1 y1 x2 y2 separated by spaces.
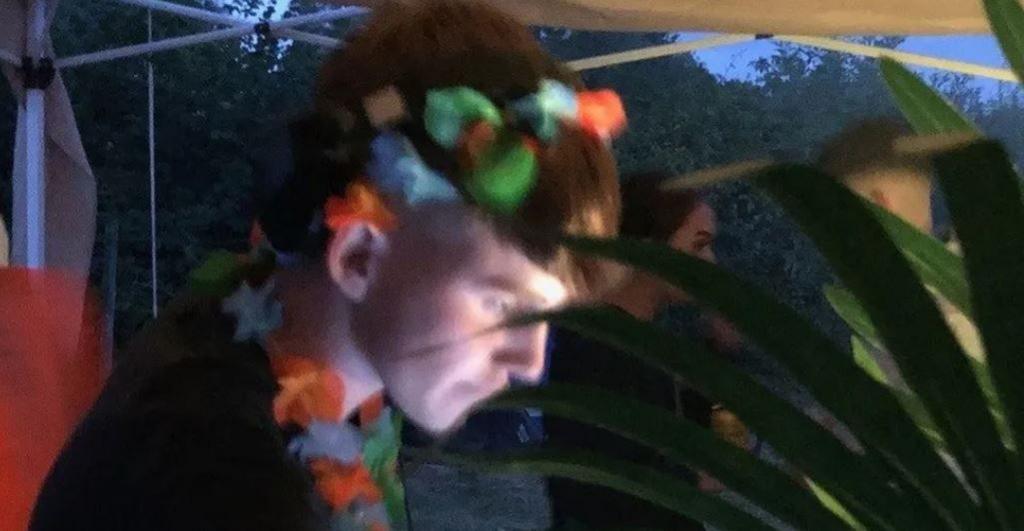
319 79 627 226
420 79 627 214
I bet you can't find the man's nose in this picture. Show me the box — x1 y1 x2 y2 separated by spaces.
493 322 549 383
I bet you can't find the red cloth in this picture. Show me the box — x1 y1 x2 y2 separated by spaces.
0 268 106 531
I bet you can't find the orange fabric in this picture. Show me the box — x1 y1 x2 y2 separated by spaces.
271 355 346 428
324 182 398 233
0 268 106 531
309 457 383 509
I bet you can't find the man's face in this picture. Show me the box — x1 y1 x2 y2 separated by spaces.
352 206 567 434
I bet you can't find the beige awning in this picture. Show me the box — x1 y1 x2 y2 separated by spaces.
340 0 997 35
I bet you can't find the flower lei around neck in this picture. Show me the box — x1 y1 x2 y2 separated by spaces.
190 79 626 531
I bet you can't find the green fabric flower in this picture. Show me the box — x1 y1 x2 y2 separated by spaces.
423 87 502 149
363 410 407 530
466 131 538 214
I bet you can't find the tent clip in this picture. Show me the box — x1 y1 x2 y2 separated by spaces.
19 56 55 90
254 21 273 39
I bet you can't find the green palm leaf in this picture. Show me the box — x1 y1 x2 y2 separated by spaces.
559 236 981 530
879 58 977 135
931 140 1024 487
521 305 944 530
489 384 848 530
755 163 1017 529
983 0 1024 85
434 449 776 531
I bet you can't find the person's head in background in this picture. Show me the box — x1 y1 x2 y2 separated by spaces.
607 171 716 319
256 0 622 434
818 117 933 232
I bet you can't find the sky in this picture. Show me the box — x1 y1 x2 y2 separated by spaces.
685 32 1013 98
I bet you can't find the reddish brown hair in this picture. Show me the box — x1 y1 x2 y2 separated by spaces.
267 0 622 298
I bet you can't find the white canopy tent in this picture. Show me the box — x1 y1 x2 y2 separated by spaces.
1 0 1020 280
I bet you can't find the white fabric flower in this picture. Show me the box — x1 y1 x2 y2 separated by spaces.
289 421 364 464
221 279 283 344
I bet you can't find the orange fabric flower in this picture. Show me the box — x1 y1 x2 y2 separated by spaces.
324 181 398 233
456 121 497 169
359 393 385 427
576 89 627 140
271 355 345 428
310 458 383 510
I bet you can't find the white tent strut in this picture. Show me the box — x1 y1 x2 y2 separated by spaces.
55 6 360 69
568 34 758 72
776 35 1019 83
57 25 253 69
117 0 346 50
567 33 1016 83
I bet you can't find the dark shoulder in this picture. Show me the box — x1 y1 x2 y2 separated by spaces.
31 298 327 531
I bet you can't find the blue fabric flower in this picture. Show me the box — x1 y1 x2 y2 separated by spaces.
367 132 460 206
509 79 578 142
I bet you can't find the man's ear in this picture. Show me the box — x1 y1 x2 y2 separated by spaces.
325 222 389 302
869 189 892 211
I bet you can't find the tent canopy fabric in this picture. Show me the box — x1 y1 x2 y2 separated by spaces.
341 0 998 35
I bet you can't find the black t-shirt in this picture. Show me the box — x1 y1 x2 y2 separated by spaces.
544 308 710 531
30 296 329 531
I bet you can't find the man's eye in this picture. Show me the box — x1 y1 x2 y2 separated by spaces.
482 293 516 316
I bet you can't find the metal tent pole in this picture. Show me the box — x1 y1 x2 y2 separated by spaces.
147 8 158 318
18 0 49 268
101 220 118 368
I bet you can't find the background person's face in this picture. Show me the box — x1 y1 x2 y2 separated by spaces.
661 201 717 303
669 202 718 263
352 206 567 434
850 169 933 233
